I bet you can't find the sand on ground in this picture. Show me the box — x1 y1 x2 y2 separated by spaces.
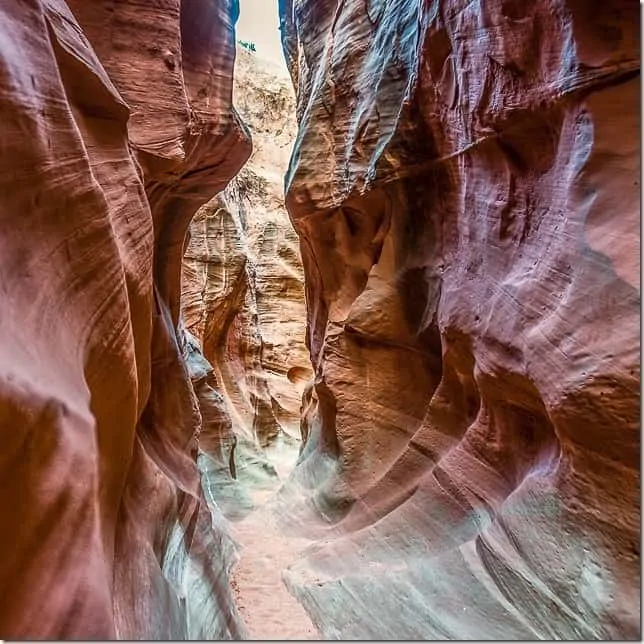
229 439 319 640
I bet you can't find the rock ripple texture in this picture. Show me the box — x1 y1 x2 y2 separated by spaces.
0 0 250 638
278 0 640 639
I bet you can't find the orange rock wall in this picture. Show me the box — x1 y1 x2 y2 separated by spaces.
280 0 640 639
0 0 249 638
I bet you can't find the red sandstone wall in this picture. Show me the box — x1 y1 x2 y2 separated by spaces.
0 0 249 638
280 0 640 638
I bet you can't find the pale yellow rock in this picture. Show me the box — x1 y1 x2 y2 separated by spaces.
182 46 311 462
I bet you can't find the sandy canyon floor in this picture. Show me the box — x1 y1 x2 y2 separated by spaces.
229 439 319 640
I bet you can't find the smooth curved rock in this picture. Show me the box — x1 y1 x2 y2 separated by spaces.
279 0 640 639
0 0 249 638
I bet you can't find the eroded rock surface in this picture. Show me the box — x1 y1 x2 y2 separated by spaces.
0 0 249 638
182 46 310 513
278 0 640 639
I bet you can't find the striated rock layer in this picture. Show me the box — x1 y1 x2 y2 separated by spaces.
182 46 310 512
0 0 250 638
279 0 640 639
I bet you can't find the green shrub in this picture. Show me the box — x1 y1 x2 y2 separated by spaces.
237 39 257 52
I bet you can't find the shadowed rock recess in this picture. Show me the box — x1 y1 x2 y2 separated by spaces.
0 0 639 641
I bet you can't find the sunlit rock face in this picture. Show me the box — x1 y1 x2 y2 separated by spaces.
182 46 311 513
0 0 249 638
279 0 640 639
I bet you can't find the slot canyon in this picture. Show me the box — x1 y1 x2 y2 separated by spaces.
0 0 639 640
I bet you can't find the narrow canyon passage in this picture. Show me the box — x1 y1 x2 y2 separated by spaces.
180 27 321 639
0 0 638 640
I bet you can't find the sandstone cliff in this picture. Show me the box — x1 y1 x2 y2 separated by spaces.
0 1 249 638
278 0 640 639
182 45 310 512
